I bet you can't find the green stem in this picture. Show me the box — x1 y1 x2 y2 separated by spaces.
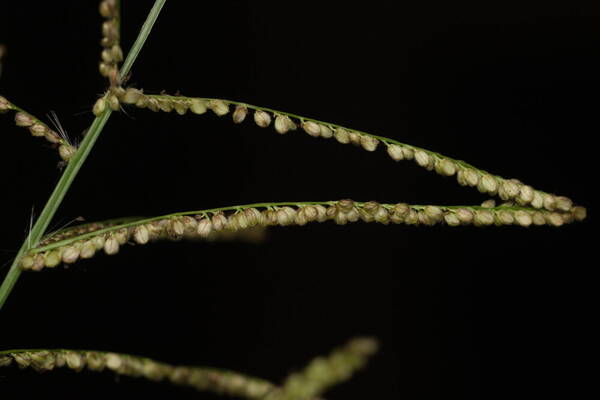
0 0 167 310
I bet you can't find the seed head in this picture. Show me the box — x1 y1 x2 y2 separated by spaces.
197 218 212 238
190 99 207 114
230 105 248 124
514 210 532 227
62 246 80 264
437 159 457 176
274 114 294 134
496 210 514 225
104 237 119 255
209 100 229 116
15 112 34 127
481 199 496 208
254 110 271 127
337 199 355 213
360 135 379 152
444 212 461 226
44 249 62 268
0 96 11 113
474 209 494 226
121 88 143 104
572 206 587 221
302 121 321 137
455 208 474 224
59 145 76 161
80 241 96 259
320 125 333 138
387 144 404 161
542 194 557 211
531 191 544 209
414 150 431 168
479 174 499 194
555 196 573 212
517 185 534 204
133 225 150 244
334 129 350 144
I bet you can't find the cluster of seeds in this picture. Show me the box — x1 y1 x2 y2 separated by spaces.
98 0 122 89
0 96 76 161
281 337 378 400
0 350 275 399
125 94 578 213
20 200 586 271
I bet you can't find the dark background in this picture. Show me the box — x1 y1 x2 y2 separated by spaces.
0 1 596 399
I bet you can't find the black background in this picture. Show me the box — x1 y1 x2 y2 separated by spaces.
0 1 596 399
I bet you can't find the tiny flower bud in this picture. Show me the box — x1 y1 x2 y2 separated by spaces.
29 123 47 137
444 212 461 226
481 199 496 208
531 191 544 209
121 88 143 104
20 255 35 270
474 209 494 226
514 210 532 227
197 218 212 237
546 212 564 227
479 174 499 194
111 45 123 62
80 241 96 259
455 208 474 224
498 180 519 200
320 125 333 138
274 114 294 134
190 99 207 114
437 159 457 176
211 212 228 231
173 101 188 115
337 199 355 213
349 131 361 146
108 94 120 111
133 225 149 244
496 210 514 225
334 129 350 144
315 205 328 222
158 99 173 113
62 246 80 264
104 237 119 255
555 196 573 212
572 206 587 221
543 194 557 211
65 352 84 371
59 145 76 161
295 208 308 225
303 206 318 221
532 211 546 225
209 100 229 116
402 147 414 160
0 96 12 113
233 105 248 123
360 135 379 152
334 211 348 225
464 169 480 187
302 121 321 137
106 353 123 371
405 208 419 224
44 250 62 268
414 150 431 168
254 110 271 127
15 112 34 127
517 185 535 204
387 144 404 161
346 208 360 222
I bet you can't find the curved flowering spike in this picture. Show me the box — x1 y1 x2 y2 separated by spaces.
19 200 586 271
98 0 122 88
275 337 379 400
0 96 77 161
0 349 276 399
127 93 581 213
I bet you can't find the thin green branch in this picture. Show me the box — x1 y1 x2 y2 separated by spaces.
0 0 167 310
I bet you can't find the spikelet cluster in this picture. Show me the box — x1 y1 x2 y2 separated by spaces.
0 97 76 161
98 0 122 88
131 95 580 214
0 350 274 399
21 200 585 271
277 337 378 400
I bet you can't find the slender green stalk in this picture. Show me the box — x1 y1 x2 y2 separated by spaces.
0 0 167 310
